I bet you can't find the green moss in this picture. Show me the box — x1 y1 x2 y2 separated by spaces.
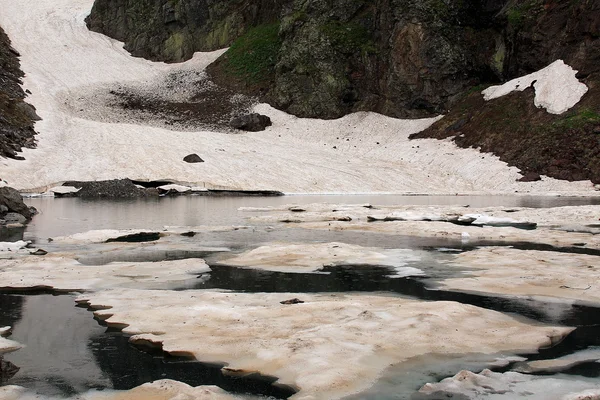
222 23 281 85
552 108 600 130
506 0 543 28
320 21 377 55
164 32 185 59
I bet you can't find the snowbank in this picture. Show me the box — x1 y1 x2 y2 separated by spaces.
482 60 588 115
78 289 571 399
0 0 595 194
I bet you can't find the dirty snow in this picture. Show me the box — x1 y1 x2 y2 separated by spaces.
0 381 243 400
0 0 595 194
482 60 588 114
0 337 22 355
439 247 600 305
0 256 210 291
78 289 571 399
222 242 425 276
416 369 600 399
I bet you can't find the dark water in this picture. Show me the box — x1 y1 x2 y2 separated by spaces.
0 293 295 398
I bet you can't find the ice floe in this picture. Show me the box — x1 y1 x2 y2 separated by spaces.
0 337 21 355
222 242 425 276
416 369 600 399
482 60 588 114
0 242 29 252
439 247 600 305
0 380 242 400
513 347 600 374
78 289 571 399
0 256 210 291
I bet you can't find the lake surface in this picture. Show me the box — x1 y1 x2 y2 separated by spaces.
22 194 600 239
1 195 599 398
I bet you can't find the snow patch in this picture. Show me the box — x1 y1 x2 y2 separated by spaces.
0 241 29 252
47 186 80 195
482 60 588 114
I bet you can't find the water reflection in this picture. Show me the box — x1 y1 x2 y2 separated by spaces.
23 194 600 239
0 294 295 398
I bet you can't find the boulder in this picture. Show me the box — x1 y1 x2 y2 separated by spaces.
0 187 33 219
3 213 26 224
518 171 542 182
0 357 19 383
183 153 204 163
230 113 272 132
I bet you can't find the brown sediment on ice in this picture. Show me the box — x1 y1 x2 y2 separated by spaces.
77 290 572 399
243 204 600 250
221 242 424 276
0 256 209 291
438 247 600 305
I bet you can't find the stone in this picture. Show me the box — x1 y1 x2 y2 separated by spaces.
518 171 542 182
230 113 272 132
0 356 19 383
280 298 304 304
183 153 204 163
2 213 26 224
0 187 33 219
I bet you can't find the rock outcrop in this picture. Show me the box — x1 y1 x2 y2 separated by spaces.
61 179 158 198
0 26 39 160
87 0 598 121
85 0 289 62
0 187 36 225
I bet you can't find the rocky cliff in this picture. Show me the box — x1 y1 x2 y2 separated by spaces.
0 27 39 160
86 0 289 62
86 0 599 120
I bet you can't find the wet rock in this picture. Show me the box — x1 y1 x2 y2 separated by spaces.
30 249 48 256
230 113 272 132
183 153 204 163
280 298 304 305
62 179 156 198
0 356 19 383
3 212 26 224
0 187 34 220
518 171 542 182
105 232 162 243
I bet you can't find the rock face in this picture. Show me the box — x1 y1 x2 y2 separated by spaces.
86 0 598 121
230 113 272 131
0 26 39 159
0 187 35 222
85 0 289 62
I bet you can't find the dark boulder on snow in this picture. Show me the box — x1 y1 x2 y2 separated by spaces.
183 153 204 163
230 113 272 132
